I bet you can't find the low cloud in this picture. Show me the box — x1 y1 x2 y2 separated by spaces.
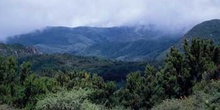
0 0 220 40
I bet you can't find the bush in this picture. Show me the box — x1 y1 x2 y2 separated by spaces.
36 88 129 110
0 104 18 110
35 88 100 110
152 80 220 110
151 96 196 110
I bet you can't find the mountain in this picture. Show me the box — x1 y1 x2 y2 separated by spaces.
184 19 220 41
157 19 220 60
156 19 220 59
6 26 182 61
178 19 220 49
175 19 220 48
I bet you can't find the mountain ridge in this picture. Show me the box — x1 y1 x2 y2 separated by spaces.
176 19 220 48
157 19 220 60
6 26 182 61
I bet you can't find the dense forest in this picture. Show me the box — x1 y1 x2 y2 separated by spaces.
19 54 153 82
0 38 220 110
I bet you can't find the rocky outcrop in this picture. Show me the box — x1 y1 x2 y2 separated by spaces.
0 43 39 57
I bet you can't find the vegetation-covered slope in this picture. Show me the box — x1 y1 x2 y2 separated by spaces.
0 43 152 82
184 19 220 41
19 54 151 81
81 38 177 61
0 42 152 82
6 26 181 61
0 38 220 110
175 19 220 49
1 19 220 110
157 19 220 60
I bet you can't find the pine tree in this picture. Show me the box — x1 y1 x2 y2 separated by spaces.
20 61 32 85
2 56 18 84
162 46 190 97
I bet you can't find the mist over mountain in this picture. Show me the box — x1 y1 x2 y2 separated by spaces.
7 19 220 61
6 26 183 61
1 0 220 40
175 19 220 48
184 19 220 40
156 19 220 60
1 1 220 109
2 0 220 61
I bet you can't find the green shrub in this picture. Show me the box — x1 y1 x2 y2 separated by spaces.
81 100 104 110
0 104 18 110
152 80 220 110
36 88 129 110
36 88 98 110
151 96 196 110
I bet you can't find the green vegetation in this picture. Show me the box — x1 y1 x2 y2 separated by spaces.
152 80 220 110
184 19 220 41
158 19 220 60
35 88 100 110
7 26 180 61
0 38 220 110
19 54 152 82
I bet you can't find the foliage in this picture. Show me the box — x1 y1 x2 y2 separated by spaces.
0 104 18 110
152 80 220 110
117 38 220 109
151 97 196 110
0 57 59 109
35 88 95 110
19 54 150 82
117 65 164 109
158 38 220 98
36 88 128 110
1 38 220 110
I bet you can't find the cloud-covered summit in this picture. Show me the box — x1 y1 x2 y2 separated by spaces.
0 0 220 40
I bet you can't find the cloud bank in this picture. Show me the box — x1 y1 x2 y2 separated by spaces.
0 0 220 40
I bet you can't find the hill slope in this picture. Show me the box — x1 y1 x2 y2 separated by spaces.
184 19 220 41
0 43 150 81
157 19 220 60
19 54 152 81
6 26 182 61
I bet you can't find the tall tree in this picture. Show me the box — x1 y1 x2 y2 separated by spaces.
20 61 32 85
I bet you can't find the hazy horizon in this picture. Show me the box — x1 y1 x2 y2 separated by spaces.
1 0 220 40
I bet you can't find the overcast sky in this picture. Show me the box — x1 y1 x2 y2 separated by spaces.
0 0 220 40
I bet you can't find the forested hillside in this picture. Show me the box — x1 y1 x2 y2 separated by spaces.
6 26 181 61
1 20 220 110
184 19 220 41
19 54 152 82
157 19 220 60
1 0 220 109
173 19 220 50
0 43 152 82
0 38 220 110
